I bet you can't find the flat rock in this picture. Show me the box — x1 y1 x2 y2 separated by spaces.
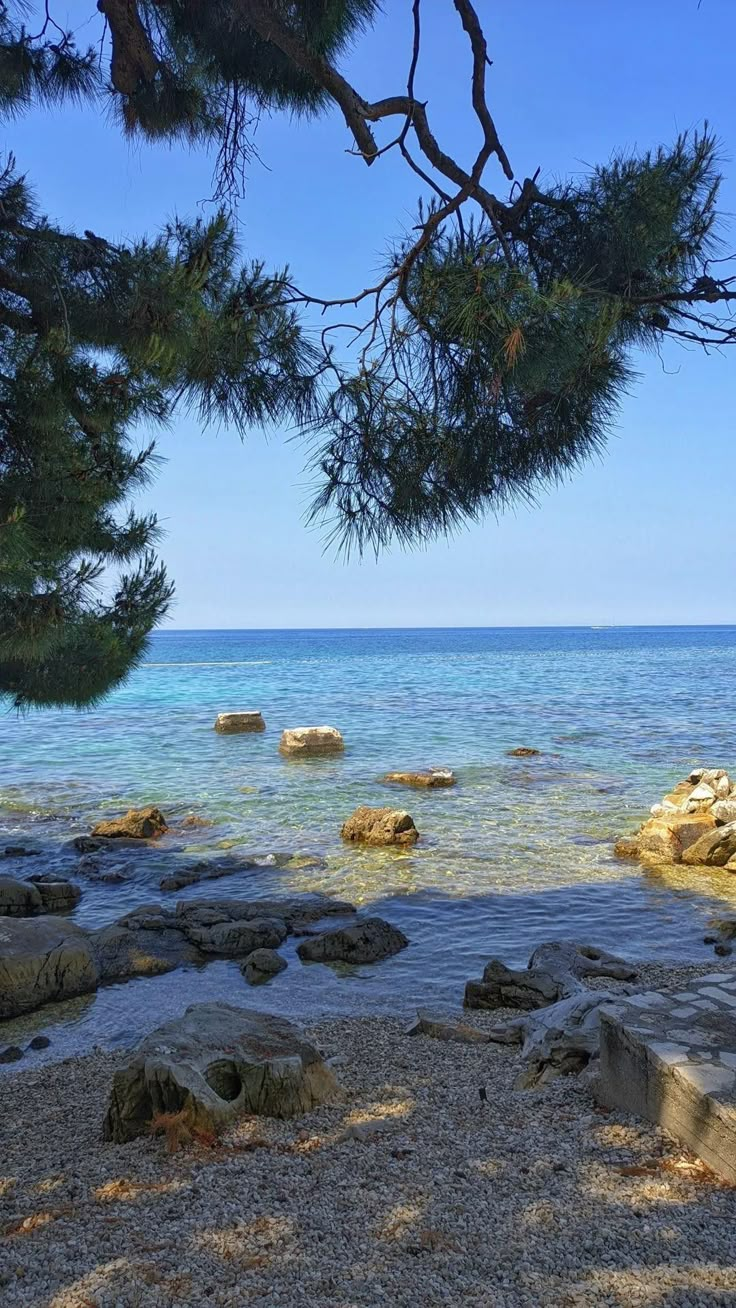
599 971 736 1183
382 769 456 789
341 806 418 847
214 712 265 734
0 916 97 1018
185 917 287 957
159 857 255 893
407 1009 492 1044
91 806 169 840
297 916 408 964
0 875 43 917
174 894 355 931
240 948 287 984
279 726 344 757
103 1002 338 1142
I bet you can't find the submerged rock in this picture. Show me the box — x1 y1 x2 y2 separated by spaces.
279 726 344 757
91 806 169 840
297 916 408 964
159 857 255 893
214 712 266 734
240 948 287 984
103 1003 338 1142
341 806 418 847
0 1045 24 1064
506 747 541 758
0 917 97 1018
382 769 456 789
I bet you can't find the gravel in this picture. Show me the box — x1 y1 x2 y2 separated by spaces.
1 961 735 1308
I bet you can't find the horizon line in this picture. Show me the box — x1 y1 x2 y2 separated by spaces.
153 622 736 633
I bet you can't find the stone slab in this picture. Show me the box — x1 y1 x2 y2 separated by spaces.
599 970 736 1183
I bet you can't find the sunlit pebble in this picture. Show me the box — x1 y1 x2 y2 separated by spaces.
1 968 734 1306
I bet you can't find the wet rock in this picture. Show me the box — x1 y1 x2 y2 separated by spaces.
382 769 456 789
89 919 198 982
279 726 344 757
26 874 81 913
91 806 168 840
0 917 98 1019
613 837 640 860
184 917 287 957
1 846 39 859
634 813 716 863
174 894 355 932
159 857 255 893
179 815 216 829
341 806 418 847
506 747 541 758
72 836 103 854
682 821 736 868
214 711 266 734
0 1045 24 1064
28 1035 50 1050
103 1003 338 1142
240 948 287 984
0 876 43 917
297 916 408 964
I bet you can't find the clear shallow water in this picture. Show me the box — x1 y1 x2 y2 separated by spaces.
2 625 736 1064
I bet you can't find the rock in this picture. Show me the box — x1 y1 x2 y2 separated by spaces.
297 916 408 964
185 917 287 957
0 916 98 1019
103 1003 338 1143
279 726 344 757
0 876 43 917
512 993 620 1088
73 836 103 854
716 775 732 799
713 800 736 826
91 806 168 840
77 858 133 884
214 712 265 734
174 894 354 932
634 813 716 863
0 1045 24 1063
465 942 636 1012
179 815 215 829
688 768 706 784
341 806 418 847
614 837 640 860
688 782 716 804
159 857 255 893
506 747 541 757
383 769 456 789
89 920 197 982
28 1035 50 1050
240 948 287 984
2 846 39 859
682 821 736 867
25 874 81 913
406 1009 492 1044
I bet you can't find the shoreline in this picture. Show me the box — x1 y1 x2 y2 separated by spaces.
2 960 735 1306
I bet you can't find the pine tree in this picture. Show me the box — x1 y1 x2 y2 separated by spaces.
1 2 734 703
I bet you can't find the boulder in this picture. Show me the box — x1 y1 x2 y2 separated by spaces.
26 874 81 913
174 894 355 931
91 806 168 840
297 916 408 964
0 916 97 1018
635 813 716 863
682 821 736 868
465 959 563 1011
713 800 736 826
383 769 455 789
103 1003 338 1142
240 948 287 984
465 942 636 1012
613 837 640 860
89 909 200 981
184 916 287 957
506 747 541 758
341 806 418 847
0 875 43 917
279 726 344 757
214 712 265 734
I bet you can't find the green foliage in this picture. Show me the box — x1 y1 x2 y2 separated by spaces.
0 156 318 707
310 130 725 552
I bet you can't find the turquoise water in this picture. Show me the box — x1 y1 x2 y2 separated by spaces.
2 625 736 1059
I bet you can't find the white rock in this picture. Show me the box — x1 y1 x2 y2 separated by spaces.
716 775 732 798
279 726 345 757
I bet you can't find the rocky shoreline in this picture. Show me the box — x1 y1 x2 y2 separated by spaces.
1 962 734 1308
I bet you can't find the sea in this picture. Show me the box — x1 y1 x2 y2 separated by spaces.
2 625 736 1065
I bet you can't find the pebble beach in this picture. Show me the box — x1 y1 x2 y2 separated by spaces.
2 963 735 1308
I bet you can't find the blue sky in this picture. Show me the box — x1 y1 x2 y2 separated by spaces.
11 1 736 626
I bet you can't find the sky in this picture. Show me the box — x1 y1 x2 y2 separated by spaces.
10 1 736 627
